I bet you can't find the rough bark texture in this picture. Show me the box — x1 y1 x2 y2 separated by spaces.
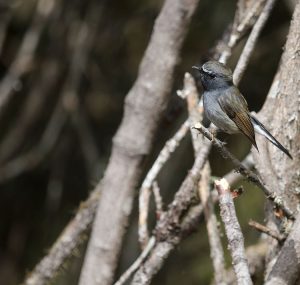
253 2 300 283
78 0 200 284
265 213 300 285
253 0 300 211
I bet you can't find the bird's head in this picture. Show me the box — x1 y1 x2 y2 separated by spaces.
192 60 233 91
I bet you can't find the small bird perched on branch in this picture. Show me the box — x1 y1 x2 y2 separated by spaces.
192 60 292 159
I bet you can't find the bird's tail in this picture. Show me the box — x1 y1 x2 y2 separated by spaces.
250 115 292 159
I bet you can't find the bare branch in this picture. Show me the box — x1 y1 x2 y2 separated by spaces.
219 0 266 64
248 220 285 243
0 0 56 116
152 182 163 217
224 153 254 186
233 0 277 85
79 0 201 284
198 164 227 285
0 103 67 183
138 120 190 247
113 237 156 285
265 213 300 285
193 123 295 220
132 137 211 284
23 189 100 285
215 178 253 285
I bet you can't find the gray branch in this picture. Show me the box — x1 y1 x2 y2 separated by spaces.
79 0 200 284
215 178 253 285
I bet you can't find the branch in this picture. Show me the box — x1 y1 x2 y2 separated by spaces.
224 153 254 186
215 178 253 285
132 140 211 285
219 0 266 64
233 0 277 85
113 237 156 285
265 212 300 285
0 0 56 117
23 188 100 285
198 164 227 285
193 123 295 220
248 220 285 243
79 0 201 284
138 120 190 247
0 103 67 183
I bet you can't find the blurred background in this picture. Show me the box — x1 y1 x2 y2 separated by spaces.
0 0 294 284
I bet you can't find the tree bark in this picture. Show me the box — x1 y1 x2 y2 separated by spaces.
253 0 300 211
78 0 200 284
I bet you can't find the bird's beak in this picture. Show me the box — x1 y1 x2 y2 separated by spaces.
192 66 201 71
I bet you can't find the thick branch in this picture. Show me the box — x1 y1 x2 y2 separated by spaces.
79 1 200 284
265 213 300 285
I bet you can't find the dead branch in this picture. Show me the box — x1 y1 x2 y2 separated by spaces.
215 178 252 285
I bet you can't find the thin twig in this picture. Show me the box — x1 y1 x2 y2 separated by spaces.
152 182 163 217
114 237 156 285
224 153 254 186
216 178 253 285
233 0 277 85
0 0 56 116
219 0 266 64
0 103 67 183
248 220 285 243
138 120 190 247
193 123 295 220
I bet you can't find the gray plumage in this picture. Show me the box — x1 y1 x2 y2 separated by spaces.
192 60 292 159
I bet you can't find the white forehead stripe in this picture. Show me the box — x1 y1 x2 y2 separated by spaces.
202 66 214 75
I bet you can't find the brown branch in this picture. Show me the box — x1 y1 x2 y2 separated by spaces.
215 178 253 285
79 1 201 284
248 220 285 243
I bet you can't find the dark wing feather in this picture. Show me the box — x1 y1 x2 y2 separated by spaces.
218 88 258 150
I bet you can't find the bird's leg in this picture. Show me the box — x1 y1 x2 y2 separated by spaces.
209 124 219 142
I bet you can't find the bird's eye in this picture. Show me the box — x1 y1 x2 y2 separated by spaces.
207 73 216 79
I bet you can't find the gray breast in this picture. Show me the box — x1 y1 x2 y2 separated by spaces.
203 91 238 134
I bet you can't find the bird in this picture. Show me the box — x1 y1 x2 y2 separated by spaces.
192 60 292 159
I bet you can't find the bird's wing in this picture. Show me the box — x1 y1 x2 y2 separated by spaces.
218 88 257 149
